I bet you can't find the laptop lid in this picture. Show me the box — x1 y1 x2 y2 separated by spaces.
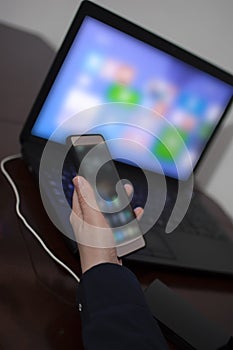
20 0 233 181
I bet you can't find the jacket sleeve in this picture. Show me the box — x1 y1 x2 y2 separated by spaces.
77 263 168 350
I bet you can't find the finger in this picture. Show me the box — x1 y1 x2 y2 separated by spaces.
123 184 143 220
71 176 82 217
134 207 144 221
124 183 133 198
73 176 108 228
73 175 98 213
70 178 83 231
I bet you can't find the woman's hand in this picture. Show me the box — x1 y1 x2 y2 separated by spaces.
70 176 143 273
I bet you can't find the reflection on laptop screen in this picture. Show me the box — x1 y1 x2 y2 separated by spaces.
31 17 232 180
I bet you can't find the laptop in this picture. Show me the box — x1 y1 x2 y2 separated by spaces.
20 1 233 275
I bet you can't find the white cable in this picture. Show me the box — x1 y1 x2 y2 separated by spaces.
1 154 80 283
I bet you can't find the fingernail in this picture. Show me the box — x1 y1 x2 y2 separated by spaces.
72 176 79 186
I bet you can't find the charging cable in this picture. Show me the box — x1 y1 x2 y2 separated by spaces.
1 154 80 283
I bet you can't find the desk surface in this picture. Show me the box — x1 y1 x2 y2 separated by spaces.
1 158 232 349
0 23 232 349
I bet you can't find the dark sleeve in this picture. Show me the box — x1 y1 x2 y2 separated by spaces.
77 263 168 350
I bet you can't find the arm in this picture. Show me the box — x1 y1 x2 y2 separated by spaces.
71 176 168 350
77 263 168 350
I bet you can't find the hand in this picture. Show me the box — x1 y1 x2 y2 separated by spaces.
70 176 143 273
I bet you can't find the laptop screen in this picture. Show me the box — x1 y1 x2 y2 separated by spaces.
31 16 233 180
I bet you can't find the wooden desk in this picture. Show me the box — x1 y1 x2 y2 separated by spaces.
0 23 232 349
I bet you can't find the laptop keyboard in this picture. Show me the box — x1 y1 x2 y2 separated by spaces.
62 167 77 207
142 191 230 242
176 194 229 241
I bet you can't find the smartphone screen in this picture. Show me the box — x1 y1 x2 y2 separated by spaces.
68 134 145 256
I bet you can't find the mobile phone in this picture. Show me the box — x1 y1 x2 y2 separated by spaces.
67 134 145 257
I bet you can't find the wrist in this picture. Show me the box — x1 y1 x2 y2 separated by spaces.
78 245 121 273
